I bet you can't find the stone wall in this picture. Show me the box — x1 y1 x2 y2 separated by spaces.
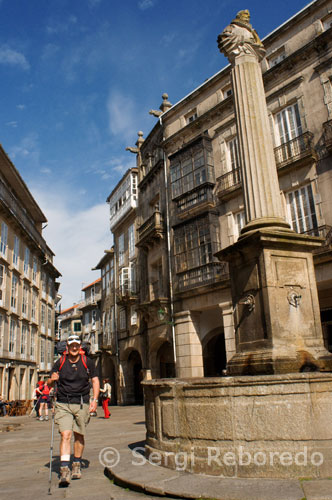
143 373 332 478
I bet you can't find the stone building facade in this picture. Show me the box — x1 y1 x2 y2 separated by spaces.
0 145 61 400
98 0 332 402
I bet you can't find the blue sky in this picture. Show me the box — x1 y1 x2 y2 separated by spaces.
0 0 314 308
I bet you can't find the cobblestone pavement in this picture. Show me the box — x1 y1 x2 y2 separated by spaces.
0 405 174 500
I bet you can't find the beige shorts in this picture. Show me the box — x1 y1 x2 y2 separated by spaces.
55 402 90 435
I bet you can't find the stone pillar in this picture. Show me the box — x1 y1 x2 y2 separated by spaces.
220 302 236 361
174 310 204 378
218 9 289 235
216 10 332 374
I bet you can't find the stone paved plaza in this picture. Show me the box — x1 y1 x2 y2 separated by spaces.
0 405 166 500
1 404 332 500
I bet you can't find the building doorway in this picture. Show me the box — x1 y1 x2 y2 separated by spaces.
203 332 227 377
157 342 175 378
104 356 117 404
127 350 143 404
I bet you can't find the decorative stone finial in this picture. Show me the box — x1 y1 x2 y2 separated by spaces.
136 131 145 148
149 93 172 117
125 131 144 154
217 10 266 63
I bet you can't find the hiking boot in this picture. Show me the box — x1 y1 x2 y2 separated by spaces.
71 461 81 480
59 466 71 487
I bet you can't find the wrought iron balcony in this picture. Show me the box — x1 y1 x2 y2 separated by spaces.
175 184 215 215
176 261 229 292
80 292 102 308
323 120 332 152
274 132 316 170
137 210 164 247
303 225 332 254
217 168 241 198
116 284 138 304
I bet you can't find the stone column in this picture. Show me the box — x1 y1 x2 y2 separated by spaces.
174 310 204 378
219 302 236 361
216 10 332 374
218 9 289 235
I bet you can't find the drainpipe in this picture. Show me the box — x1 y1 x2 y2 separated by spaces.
160 115 177 369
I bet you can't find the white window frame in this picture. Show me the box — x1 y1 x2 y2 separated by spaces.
0 222 8 258
31 291 37 322
118 233 125 266
0 264 5 306
33 257 38 284
22 283 29 318
226 136 240 171
11 274 18 312
30 327 36 359
13 235 20 268
286 184 318 234
47 306 52 335
128 224 135 259
275 102 302 146
41 303 46 333
41 272 47 299
233 210 246 240
20 323 28 358
9 318 16 354
24 247 30 277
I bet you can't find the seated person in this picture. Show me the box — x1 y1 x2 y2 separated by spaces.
0 395 7 416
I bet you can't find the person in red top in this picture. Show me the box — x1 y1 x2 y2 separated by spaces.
39 382 50 421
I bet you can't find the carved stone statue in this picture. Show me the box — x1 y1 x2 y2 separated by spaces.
217 9 266 62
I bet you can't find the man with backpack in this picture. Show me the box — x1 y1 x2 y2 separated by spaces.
47 334 100 487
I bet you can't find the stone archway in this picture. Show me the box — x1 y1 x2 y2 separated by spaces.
156 342 175 378
202 329 227 377
127 350 143 405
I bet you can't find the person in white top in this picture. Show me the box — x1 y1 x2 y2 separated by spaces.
100 378 111 419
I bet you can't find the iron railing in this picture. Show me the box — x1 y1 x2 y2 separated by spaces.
176 261 229 291
217 168 241 195
274 132 315 168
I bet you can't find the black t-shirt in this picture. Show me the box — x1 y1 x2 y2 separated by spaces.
50 355 97 404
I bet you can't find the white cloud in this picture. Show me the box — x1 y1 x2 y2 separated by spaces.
40 167 51 175
107 90 140 143
17 104 26 110
6 121 18 128
138 0 156 10
0 45 30 70
10 132 40 165
46 16 77 35
32 186 111 309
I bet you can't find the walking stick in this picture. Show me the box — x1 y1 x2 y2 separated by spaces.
48 382 57 495
29 394 42 417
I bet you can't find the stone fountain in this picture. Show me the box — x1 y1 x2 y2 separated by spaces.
143 10 332 479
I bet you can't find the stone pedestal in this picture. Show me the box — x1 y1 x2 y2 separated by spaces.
216 229 332 374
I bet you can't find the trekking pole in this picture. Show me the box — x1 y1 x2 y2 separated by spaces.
29 394 42 417
48 382 57 495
